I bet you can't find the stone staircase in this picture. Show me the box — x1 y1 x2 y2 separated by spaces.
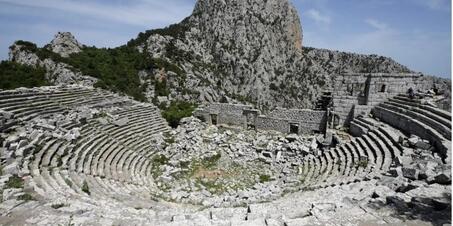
373 94 452 162
297 93 451 191
0 86 173 213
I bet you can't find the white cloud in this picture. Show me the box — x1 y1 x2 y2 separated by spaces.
304 9 331 25
365 19 388 30
0 0 194 27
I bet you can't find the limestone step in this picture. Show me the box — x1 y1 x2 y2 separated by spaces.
373 106 450 160
367 132 392 171
380 103 451 140
388 99 451 129
349 121 368 137
394 95 452 120
361 135 383 170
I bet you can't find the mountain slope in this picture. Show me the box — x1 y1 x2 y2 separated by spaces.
7 0 412 109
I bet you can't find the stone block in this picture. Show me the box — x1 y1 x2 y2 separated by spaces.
113 118 129 127
402 168 419 180
433 173 451 185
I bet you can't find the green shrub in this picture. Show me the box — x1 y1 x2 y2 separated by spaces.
161 101 197 128
154 78 170 97
5 175 24 189
163 132 175 144
0 61 50 90
13 40 38 52
127 18 190 47
259 174 272 183
152 154 169 166
17 193 35 202
356 159 368 168
64 178 73 188
81 180 90 195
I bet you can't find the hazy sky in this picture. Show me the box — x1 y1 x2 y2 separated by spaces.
0 0 451 78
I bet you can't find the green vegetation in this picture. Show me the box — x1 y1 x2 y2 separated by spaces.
5 175 24 189
11 40 187 102
202 153 222 169
64 178 73 188
51 203 66 209
154 78 170 97
17 193 35 202
163 132 175 144
62 46 150 101
356 159 368 168
127 18 190 47
161 101 197 128
81 180 90 195
0 61 50 90
259 174 272 183
152 154 169 166
150 154 169 178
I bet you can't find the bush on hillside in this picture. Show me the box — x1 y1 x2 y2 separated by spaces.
161 101 197 128
0 61 50 90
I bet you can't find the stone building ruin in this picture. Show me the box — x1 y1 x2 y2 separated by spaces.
196 73 443 137
330 73 435 127
194 104 328 135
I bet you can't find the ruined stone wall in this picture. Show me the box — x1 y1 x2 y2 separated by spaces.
194 103 253 127
332 73 434 127
256 116 290 134
194 103 327 135
266 108 327 133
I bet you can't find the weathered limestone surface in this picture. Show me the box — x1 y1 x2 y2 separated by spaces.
195 103 327 135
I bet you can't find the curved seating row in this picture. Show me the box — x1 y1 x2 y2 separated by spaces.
0 86 170 202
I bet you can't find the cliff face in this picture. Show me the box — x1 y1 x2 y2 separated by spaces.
136 0 410 108
8 0 412 109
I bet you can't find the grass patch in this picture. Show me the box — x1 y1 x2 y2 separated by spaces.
150 154 169 179
17 193 35 202
5 175 24 189
202 153 221 169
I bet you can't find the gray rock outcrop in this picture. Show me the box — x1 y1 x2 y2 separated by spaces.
48 32 83 57
8 37 97 86
135 0 411 108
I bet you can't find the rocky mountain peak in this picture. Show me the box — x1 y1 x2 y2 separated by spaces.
48 32 83 57
189 0 303 53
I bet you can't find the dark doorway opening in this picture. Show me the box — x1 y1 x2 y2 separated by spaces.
380 84 387 93
210 114 218 125
290 123 299 134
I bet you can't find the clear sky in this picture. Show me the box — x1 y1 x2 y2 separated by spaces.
0 0 451 78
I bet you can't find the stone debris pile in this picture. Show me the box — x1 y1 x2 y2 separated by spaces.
148 117 316 207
